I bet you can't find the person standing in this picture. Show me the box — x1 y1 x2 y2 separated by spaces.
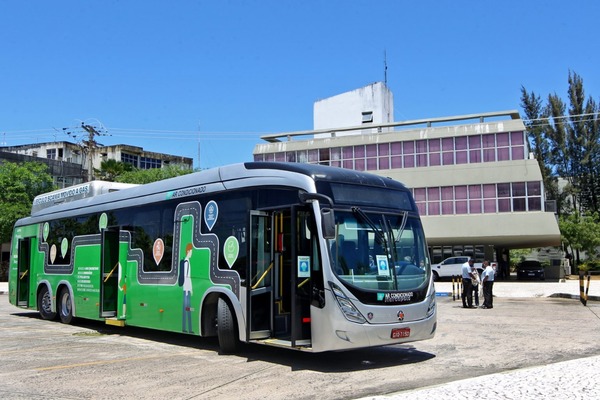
461 258 475 308
471 263 481 307
481 260 495 309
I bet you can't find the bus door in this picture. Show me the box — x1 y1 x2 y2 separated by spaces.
290 208 316 346
16 238 32 307
248 211 273 340
271 208 315 346
100 228 120 318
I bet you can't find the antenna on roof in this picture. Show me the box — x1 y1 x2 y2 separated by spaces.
383 50 388 86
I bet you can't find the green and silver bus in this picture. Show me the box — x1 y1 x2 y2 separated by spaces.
9 162 436 353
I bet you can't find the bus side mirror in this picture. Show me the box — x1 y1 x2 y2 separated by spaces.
321 208 335 239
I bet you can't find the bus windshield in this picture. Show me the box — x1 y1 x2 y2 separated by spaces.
329 209 429 292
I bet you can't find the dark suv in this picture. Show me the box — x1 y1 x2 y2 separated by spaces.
516 260 545 280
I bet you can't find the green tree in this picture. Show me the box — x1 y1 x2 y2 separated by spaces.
94 159 134 182
559 212 600 265
116 165 194 184
522 71 600 215
521 71 600 264
520 87 561 208
0 162 55 243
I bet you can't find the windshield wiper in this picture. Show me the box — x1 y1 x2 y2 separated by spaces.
351 207 387 247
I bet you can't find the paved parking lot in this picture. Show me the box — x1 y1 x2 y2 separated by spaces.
1 280 599 399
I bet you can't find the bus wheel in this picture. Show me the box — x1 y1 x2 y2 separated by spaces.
217 297 239 354
58 288 74 324
37 285 56 320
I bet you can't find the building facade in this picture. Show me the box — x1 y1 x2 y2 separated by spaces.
253 83 561 266
0 141 193 186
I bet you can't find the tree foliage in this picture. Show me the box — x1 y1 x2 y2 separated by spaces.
521 71 600 215
559 212 600 260
521 71 600 265
0 162 55 243
94 159 134 182
116 165 194 184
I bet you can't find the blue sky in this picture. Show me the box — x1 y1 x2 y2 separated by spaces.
1 1 599 169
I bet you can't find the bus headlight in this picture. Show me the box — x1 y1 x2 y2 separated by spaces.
426 293 436 318
329 282 366 324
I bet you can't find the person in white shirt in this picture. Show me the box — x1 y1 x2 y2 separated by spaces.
461 258 476 308
480 260 495 309
471 263 481 307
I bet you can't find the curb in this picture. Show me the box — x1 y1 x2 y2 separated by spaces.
437 291 599 302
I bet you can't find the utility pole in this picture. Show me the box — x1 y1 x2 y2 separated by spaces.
64 120 109 182
81 123 100 181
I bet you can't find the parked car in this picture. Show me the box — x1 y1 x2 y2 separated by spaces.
516 260 545 280
431 256 483 280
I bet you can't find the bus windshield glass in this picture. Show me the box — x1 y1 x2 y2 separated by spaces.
329 210 429 292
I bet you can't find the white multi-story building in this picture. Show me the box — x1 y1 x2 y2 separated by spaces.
253 82 561 269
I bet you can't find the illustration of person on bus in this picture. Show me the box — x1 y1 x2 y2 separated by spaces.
180 243 194 333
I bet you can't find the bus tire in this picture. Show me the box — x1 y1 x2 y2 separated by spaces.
58 287 74 324
217 297 239 354
37 285 56 320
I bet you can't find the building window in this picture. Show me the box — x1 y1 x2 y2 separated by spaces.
455 185 468 214
468 185 482 214
46 148 57 159
441 186 454 215
442 137 454 165
378 143 390 170
121 152 139 167
416 140 428 167
391 142 402 168
140 156 161 169
427 187 440 215
428 138 441 166
483 184 497 213
319 148 330 165
511 131 526 160
330 147 341 167
468 135 481 163
496 132 510 161
362 111 373 123
413 181 543 215
403 141 415 168
294 150 306 163
482 134 496 162
342 146 353 169
455 137 468 164
260 129 530 171
354 145 365 171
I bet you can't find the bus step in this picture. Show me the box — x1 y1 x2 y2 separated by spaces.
255 338 312 351
105 318 125 327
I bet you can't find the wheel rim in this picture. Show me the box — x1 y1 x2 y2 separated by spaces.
41 290 52 314
61 291 71 317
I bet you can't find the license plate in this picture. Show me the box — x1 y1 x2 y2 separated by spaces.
528 273 535 276
391 327 410 339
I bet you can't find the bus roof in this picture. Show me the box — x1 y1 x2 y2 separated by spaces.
22 162 408 223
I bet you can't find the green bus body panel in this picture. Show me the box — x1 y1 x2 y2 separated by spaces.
10 207 231 336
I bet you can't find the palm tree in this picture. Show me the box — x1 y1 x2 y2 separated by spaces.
95 159 134 181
